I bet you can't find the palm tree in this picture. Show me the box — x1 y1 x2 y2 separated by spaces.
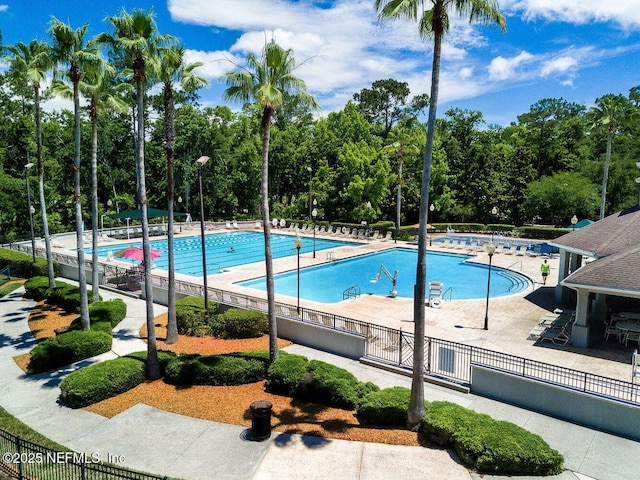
49 18 104 330
5 41 56 288
587 94 635 219
385 124 421 243
155 45 209 344
53 64 132 303
98 8 176 379
224 39 318 364
376 0 505 430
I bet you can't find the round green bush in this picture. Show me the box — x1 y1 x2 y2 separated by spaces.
212 308 268 339
88 299 127 328
176 295 218 336
357 387 411 426
164 353 265 386
23 276 60 300
303 360 378 410
59 356 146 408
28 331 112 374
422 401 564 475
266 353 309 395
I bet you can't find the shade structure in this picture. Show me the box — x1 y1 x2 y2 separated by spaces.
108 207 188 220
113 246 161 262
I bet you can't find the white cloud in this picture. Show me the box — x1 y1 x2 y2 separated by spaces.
488 51 534 80
501 0 640 29
540 55 578 77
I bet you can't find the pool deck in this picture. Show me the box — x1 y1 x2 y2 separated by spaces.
52 224 635 383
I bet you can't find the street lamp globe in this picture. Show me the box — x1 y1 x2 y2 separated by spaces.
571 215 578 231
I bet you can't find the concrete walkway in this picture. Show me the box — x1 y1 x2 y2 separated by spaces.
0 285 638 480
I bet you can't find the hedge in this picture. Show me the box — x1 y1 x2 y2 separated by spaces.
0 248 56 278
164 353 266 386
422 401 564 475
24 276 61 300
176 295 218 336
210 308 268 339
27 330 113 374
59 355 146 408
88 299 127 328
266 354 378 410
357 386 411 426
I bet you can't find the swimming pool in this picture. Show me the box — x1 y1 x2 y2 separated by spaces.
239 248 532 303
90 231 358 276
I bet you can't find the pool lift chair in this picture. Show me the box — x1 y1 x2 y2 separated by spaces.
370 264 398 298
428 281 444 308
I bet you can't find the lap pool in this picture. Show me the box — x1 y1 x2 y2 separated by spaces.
239 248 532 303
90 231 358 276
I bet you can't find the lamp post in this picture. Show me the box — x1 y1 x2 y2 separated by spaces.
307 166 313 221
25 163 36 262
294 235 303 314
178 196 183 232
429 204 435 246
196 155 210 321
571 215 578 231
484 243 496 330
311 205 317 259
490 206 498 242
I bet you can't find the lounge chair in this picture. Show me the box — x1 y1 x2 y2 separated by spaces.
272 218 278 228
255 221 262 229
515 245 525 256
225 220 232 229
380 231 392 242
232 220 240 229
280 219 287 228
369 230 380 240
318 225 326 234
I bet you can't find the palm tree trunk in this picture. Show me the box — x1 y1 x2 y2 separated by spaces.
73 80 90 331
600 129 613 220
91 102 100 303
165 82 178 344
261 106 278 365
395 155 403 243
35 85 56 288
408 31 442 430
136 72 161 380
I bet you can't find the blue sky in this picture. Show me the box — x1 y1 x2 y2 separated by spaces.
1 0 640 126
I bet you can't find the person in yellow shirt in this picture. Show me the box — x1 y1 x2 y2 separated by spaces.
541 259 550 285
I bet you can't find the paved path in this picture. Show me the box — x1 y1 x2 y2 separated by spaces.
1 285 638 480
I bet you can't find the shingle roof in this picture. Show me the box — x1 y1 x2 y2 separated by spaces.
557 205 640 294
552 205 640 257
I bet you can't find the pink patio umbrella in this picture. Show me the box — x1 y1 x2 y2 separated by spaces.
113 246 161 265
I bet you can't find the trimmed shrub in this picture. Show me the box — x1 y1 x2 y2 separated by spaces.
88 299 127 328
28 331 112 374
357 387 411 426
265 352 309 395
164 353 265 386
126 350 177 374
518 226 570 240
59 355 146 408
0 248 56 278
422 401 564 475
211 308 268 339
24 276 59 300
176 295 218 336
303 360 378 410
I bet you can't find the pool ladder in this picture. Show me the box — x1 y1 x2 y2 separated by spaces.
343 285 361 300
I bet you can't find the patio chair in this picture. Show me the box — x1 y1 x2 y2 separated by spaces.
280 219 287 228
538 325 571 345
633 350 640 384
232 220 240 229
254 221 262 229
369 230 380 240
225 220 232 229
380 231 392 242
272 218 278 228
515 245 525 256
624 330 640 348
604 318 622 342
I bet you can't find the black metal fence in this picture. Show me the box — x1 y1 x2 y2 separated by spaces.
0 429 170 480
10 243 640 407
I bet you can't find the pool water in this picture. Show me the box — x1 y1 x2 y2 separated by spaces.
90 231 358 276
239 248 532 303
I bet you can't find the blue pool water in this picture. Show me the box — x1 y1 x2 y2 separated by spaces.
239 248 532 303
90 231 358 276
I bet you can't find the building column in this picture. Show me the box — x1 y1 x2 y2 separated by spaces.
571 288 591 348
555 249 571 303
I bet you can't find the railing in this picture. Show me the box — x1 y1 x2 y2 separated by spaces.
343 285 360 300
442 286 454 302
0 266 11 287
13 242 640 407
0 429 170 480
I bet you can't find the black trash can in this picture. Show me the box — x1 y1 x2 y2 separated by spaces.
250 400 273 441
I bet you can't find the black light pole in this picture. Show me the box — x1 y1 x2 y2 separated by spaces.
571 215 578 231
197 156 210 321
484 243 496 330
312 206 317 259
25 163 36 262
307 166 313 221
429 204 435 246
294 235 303 314
490 206 497 243
178 196 183 232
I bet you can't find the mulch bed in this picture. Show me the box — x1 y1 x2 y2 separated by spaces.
19 303 419 446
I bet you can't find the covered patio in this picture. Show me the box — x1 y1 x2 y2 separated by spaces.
552 205 640 348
